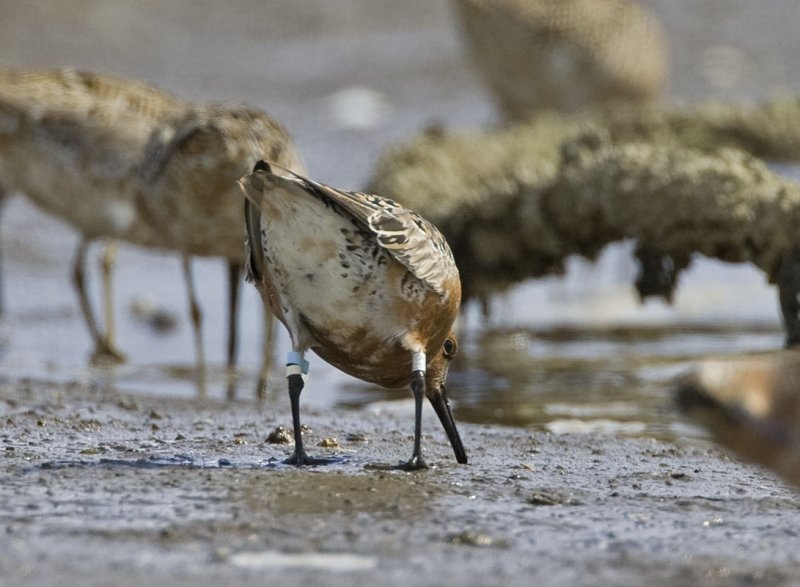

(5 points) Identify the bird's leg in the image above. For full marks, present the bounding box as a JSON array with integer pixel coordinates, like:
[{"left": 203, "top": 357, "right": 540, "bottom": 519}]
[
  {"left": 365, "top": 352, "right": 430, "bottom": 471},
  {"left": 72, "top": 238, "right": 123, "bottom": 364},
  {"left": 285, "top": 350, "right": 314, "bottom": 465},
  {"left": 634, "top": 244, "right": 678, "bottom": 304},
  {"left": 255, "top": 310, "right": 275, "bottom": 401},
  {"left": 403, "top": 351, "right": 429, "bottom": 470},
  {"left": 225, "top": 260, "right": 243, "bottom": 400},
  {"left": 96, "top": 241, "right": 126, "bottom": 363},
  {"left": 0, "top": 187, "right": 6, "bottom": 316},
  {"left": 100, "top": 242, "right": 117, "bottom": 349},
  {"left": 73, "top": 238, "right": 100, "bottom": 342},
  {"left": 181, "top": 255, "right": 207, "bottom": 397},
  {"left": 778, "top": 244, "right": 800, "bottom": 348}
]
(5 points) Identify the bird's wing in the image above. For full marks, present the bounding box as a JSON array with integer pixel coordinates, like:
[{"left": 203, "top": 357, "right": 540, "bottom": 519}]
[{"left": 239, "top": 161, "right": 459, "bottom": 298}]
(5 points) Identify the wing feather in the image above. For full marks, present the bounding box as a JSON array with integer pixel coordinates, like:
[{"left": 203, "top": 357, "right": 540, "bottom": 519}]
[{"left": 240, "top": 162, "right": 458, "bottom": 297}]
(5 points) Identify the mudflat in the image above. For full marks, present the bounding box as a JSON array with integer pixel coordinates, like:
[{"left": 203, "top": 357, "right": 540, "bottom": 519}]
[{"left": 2, "top": 379, "right": 799, "bottom": 587}]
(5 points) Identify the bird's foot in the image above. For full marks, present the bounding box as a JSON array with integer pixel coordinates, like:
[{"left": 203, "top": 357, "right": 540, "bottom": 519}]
[
  {"left": 284, "top": 450, "right": 340, "bottom": 467},
  {"left": 365, "top": 455, "right": 430, "bottom": 471},
  {"left": 225, "top": 371, "right": 238, "bottom": 401},
  {"left": 254, "top": 376, "right": 268, "bottom": 401},
  {"left": 398, "top": 454, "right": 429, "bottom": 471},
  {"left": 90, "top": 343, "right": 126, "bottom": 365}
]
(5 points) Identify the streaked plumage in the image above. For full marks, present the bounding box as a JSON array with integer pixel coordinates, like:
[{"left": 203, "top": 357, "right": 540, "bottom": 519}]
[
  {"left": 0, "top": 69, "right": 305, "bottom": 394},
  {"left": 137, "top": 101, "right": 306, "bottom": 396},
  {"left": 239, "top": 161, "right": 467, "bottom": 469},
  {"left": 454, "top": 0, "right": 666, "bottom": 120},
  {"left": 0, "top": 69, "right": 182, "bottom": 363}
]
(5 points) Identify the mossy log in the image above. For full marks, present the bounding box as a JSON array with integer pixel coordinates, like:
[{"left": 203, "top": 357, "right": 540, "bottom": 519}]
[{"left": 368, "top": 97, "right": 800, "bottom": 341}]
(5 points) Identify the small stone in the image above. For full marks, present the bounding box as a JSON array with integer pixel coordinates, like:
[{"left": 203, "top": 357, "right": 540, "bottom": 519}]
[
  {"left": 448, "top": 531, "right": 506, "bottom": 548},
  {"left": 211, "top": 547, "right": 232, "bottom": 563},
  {"left": 266, "top": 426, "right": 292, "bottom": 445},
  {"left": 346, "top": 432, "right": 368, "bottom": 443},
  {"left": 130, "top": 296, "right": 178, "bottom": 333},
  {"left": 318, "top": 437, "right": 340, "bottom": 449},
  {"left": 527, "top": 490, "right": 583, "bottom": 506}
]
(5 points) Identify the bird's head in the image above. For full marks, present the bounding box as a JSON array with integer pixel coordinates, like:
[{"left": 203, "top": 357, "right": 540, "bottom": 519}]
[{"left": 425, "top": 332, "right": 468, "bottom": 464}]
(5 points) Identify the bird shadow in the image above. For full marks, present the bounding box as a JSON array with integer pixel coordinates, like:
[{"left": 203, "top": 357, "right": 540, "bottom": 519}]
[{"left": 33, "top": 454, "right": 352, "bottom": 471}]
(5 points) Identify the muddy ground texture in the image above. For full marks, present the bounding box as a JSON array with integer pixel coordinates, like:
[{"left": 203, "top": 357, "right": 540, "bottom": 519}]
[{"left": 1, "top": 378, "right": 799, "bottom": 587}]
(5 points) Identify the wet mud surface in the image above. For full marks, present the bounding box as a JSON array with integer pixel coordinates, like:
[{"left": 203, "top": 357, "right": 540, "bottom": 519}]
[{"left": 2, "top": 379, "right": 800, "bottom": 587}]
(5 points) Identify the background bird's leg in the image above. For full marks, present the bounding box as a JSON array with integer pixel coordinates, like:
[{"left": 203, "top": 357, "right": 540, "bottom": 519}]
[
  {"left": 73, "top": 239, "right": 100, "bottom": 343},
  {"left": 181, "top": 255, "right": 207, "bottom": 396},
  {"left": 225, "top": 260, "right": 243, "bottom": 400},
  {"left": 73, "top": 238, "right": 123, "bottom": 364},
  {"left": 779, "top": 244, "right": 800, "bottom": 348},
  {"left": 98, "top": 241, "right": 125, "bottom": 363},
  {"left": 255, "top": 310, "right": 275, "bottom": 400},
  {"left": 0, "top": 187, "right": 6, "bottom": 316}
]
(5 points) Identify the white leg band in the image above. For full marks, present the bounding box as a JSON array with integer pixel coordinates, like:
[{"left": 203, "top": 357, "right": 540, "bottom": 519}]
[
  {"left": 286, "top": 350, "right": 310, "bottom": 376},
  {"left": 411, "top": 351, "right": 426, "bottom": 373},
  {"left": 286, "top": 363, "right": 305, "bottom": 377}
]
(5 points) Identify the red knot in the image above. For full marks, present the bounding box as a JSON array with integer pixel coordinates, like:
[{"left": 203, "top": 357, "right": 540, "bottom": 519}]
[{"left": 239, "top": 161, "right": 467, "bottom": 469}]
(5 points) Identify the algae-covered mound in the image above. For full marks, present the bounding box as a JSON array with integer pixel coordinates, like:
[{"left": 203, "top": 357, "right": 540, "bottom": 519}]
[{"left": 369, "top": 97, "right": 800, "bottom": 305}]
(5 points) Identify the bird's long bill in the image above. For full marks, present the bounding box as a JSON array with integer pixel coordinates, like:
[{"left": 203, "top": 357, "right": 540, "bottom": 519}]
[{"left": 429, "top": 386, "right": 468, "bottom": 464}]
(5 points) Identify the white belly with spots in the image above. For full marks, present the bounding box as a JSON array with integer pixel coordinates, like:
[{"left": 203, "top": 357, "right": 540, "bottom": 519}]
[{"left": 259, "top": 190, "right": 405, "bottom": 349}]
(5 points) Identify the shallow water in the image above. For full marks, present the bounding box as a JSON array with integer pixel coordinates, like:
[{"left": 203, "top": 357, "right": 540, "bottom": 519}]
[
  {"left": 1, "top": 192, "right": 786, "bottom": 444},
  {"left": 0, "top": 0, "right": 796, "bottom": 446}
]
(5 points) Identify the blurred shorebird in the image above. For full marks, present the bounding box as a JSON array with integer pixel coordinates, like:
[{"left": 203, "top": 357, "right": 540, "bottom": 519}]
[
  {"left": 139, "top": 102, "right": 306, "bottom": 396},
  {"left": 453, "top": 0, "right": 666, "bottom": 120},
  {"left": 676, "top": 354, "right": 800, "bottom": 489},
  {"left": 0, "top": 69, "right": 184, "bottom": 362},
  {"left": 239, "top": 161, "right": 467, "bottom": 469},
  {"left": 0, "top": 69, "right": 305, "bottom": 395}
]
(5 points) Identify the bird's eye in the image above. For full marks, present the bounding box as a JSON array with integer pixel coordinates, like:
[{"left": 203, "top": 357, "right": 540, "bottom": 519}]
[{"left": 443, "top": 337, "right": 457, "bottom": 358}]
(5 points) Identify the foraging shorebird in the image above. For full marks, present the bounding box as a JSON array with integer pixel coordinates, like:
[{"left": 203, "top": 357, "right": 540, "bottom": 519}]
[
  {"left": 239, "top": 161, "right": 467, "bottom": 469},
  {"left": 453, "top": 0, "right": 666, "bottom": 120},
  {"left": 676, "top": 354, "right": 800, "bottom": 489},
  {"left": 0, "top": 69, "right": 305, "bottom": 394},
  {"left": 139, "top": 102, "right": 306, "bottom": 395},
  {"left": 0, "top": 69, "right": 184, "bottom": 361}
]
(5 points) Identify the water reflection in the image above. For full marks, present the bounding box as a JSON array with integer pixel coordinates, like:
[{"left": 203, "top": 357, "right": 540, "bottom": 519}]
[
  {"left": 1, "top": 197, "right": 785, "bottom": 446},
  {"left": 341, "top": 322, "right": 783, "bottom": 443},
  {"left": 465, "top": 323, "right": 784, "bottom": 440}
]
